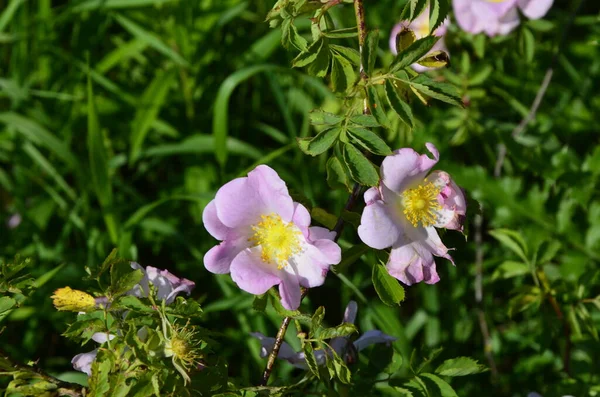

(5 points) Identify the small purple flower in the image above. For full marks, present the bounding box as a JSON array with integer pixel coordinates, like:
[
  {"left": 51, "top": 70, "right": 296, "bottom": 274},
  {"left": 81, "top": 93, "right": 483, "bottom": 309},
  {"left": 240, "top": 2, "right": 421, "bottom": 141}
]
[
  {"left": 252, "top": 301, "right": 396, "bottom": 369},
  {"left": 71, "top": 333, "right": 115, "bottom": 376},
  {"left": 389, "top": 7, "right": 450, "bottom": 73},
  {"left": 453, "top": 0, "right": 553, "bottom": 37},
  {"left": 357, "top": 143, "right": 466, "bottom": 285},
  {"left": 203, "top": 165, "right": 341, "bottom": 310},
  {"left": 128, "top": 263, "right": 195, "bottom": 305}
]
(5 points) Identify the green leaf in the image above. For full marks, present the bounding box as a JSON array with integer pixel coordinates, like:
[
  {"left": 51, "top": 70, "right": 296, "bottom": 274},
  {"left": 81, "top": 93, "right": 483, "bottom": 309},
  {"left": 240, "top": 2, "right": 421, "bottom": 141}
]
[
  {"left": 307, "top": 38, "right": 331, "bottom": 77},
  {"left": 366, "top": 85, "right": 391, "bottom": 129},
  {"left": 488, "top": 229, "right": 529, "bottom": 263},
  {"left": 113, "top": 295, "right": 153, "bottom": 312},
  {"left": 292, "top": 38, "right": 323, "bottom": 68},
  {"left": 491, "top": 261, "right": 530, "bottom": 280},
  {"left": 311, "top": 306, "right": 326, "bottom": 331},
  {"left": 395, "top": 28, "right": 416, "bottom": 53},
  {"left": 113, "top": 13, "right": 188, "bottom": 67},
  {"left": 342, "top": 144, "right": 379, "bottom": 186},
  {"left": 0, "top": 296, "right": 16, "bottom": 320},
  {"left": 429, "top": 0, "right": 450, "bottom": 34},
  {"left": 110, "top": 261, "right": 144, "bottom": 297},
  {"left": 520, "top": 27, "right": 535, "bottom": 63},
  {"left": 331, "top": 53, "right": 356, "bottom": 93},
  {"left": 420, "top": 373, "right": 458, "bottom": 397},
  {"left": 129, "top": 69, "right": 176, "bottom": 164},
  {"left": 89, "top": 350, "right": 114, "bottom": 397},
  {"left": 323, "top": 27, "right": 358, "bottom": 38},
  {"left": 329, "top": 347, "right": 352, "bottom": 384},
  {"left": 435, "top": 357, "right": 487, "bottom": 377},
  {"left": 87, "top": 78, "right": 118, "bottom": 244},
  {"left": 330, "top": 44, "right": 360, "bottom": 66},
  {"left": 416, "top": 50, "right": 449, "bottom": 68},
  {"left": 347, "top": 126, "right": 392, "bottom": 155},
  {"left": 405, "top": 75, "right": 463, "bottom": 107},
  {"left": 303, "top": 342, "right": 321, "bottom": 378},
  {"left": 326, "top": 156, "right": 351, "bottom": 191},
  {"left": 310, "top": 110, "right": 344, "bottom": 126},
  {"left": 349, "top": 114, "right": 380, "bottom": 128},
  {"left": 362, "top": 29, "right": 379, "bottom": 75},
  {"left": 391, "top": 36, "right": 439, "bottom": 72},
  {"left": 372, "top": 263, "right": 405, "bottom": 306},
  {"left": 311, "top": 207, "right": 338, "bottom": 230},
  {"left": 297, "top": 127, "right": 340, "bottom": 156},
  {"left": 385, "top": 80, "right": 414, "bottom": 128},
  {"left": 318, "top": 323, "right": 358, "bottom": 340}
]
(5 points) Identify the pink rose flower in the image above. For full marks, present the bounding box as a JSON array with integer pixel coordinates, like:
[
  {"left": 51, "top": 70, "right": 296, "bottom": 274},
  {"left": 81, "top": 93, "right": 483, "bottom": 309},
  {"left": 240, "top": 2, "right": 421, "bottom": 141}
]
[
  {"left": 203, "top": 165, "right": 341, "bottom": 310},
  {"left": 453, "top": 0, "right": 553, "bottom": 36},
  {"left": 357, "top": 143, "right": 466, "bottom": 285},
  {"left": 389, "top": 7, "right": 450, "bottom": 73}
]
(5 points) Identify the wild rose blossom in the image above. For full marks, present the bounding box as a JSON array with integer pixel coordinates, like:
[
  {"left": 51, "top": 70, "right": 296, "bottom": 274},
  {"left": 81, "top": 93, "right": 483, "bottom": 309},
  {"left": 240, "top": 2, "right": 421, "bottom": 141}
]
[
  {"left": 202, "top": 165, "right": 341, "bottom": 310},
  {"left": 358, "top": 143, "right": 466, "bottom": 285},
  {"left": 72, "top": 264, "right": 193, "bottom": 375},
  {"left": 251, "top": 301, "right": 396, "bottom": 368},
  {"left": 453, "top": 0, "right": 553, "bottom": 36},
  {"left": 389, "top": 7, "right": 449, "bottom": 73}
]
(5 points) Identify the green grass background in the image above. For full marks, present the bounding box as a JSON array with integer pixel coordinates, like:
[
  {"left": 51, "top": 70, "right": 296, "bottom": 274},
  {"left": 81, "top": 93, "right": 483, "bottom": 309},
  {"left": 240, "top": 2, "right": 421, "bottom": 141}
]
[{"left": 0, "top": 0, "right": 599, "bottom": 395}]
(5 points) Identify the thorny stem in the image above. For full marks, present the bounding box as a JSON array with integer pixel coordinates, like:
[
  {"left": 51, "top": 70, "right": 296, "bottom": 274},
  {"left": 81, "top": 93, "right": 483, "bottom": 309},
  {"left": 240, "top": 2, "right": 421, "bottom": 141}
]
[{"left": 260, "top": 0, "right": 369, "bottom": 386}]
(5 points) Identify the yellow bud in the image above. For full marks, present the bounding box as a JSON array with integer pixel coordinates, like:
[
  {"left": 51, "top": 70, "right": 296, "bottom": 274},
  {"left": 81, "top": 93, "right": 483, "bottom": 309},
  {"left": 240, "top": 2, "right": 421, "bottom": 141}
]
[{"left": 51, "top": 287, "right": 96, "bottom": 312}]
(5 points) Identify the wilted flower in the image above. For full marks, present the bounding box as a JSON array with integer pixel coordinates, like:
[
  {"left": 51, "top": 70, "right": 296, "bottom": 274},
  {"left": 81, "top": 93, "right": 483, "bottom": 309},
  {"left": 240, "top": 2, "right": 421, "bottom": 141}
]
[
  {"left": 203, "top": 165, "right": 341, "bottom": 310},
  {"left": 128, "top": 262, "right": 195, "bottom": 305},
  {"left": 51, "top": 287, "right": 100, "bottom": 312},
  {"left": 358, "top": 143, "right": 466, "bottom": 285},
  {"left": 389, "top": 7, "right": 450, "bottom": 72},
  {"left": 251, "top": 301, "right": 396, "bottom": 369},
  {"left": 453, "top": 0, "right": 553, "bottom": 36},
  {"left": 161, "top": 319, "right": 203, "bottom": 385}
]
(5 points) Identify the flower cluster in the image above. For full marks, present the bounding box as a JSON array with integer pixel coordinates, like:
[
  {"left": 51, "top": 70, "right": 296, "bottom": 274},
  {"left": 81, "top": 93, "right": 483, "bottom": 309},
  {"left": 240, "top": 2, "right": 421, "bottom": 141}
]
[
  {"left": 71, "top": 263, "right": 195, "bottom": 376},
  {"left": 251, "top": 301, "right": 396, "bottom": 368}
]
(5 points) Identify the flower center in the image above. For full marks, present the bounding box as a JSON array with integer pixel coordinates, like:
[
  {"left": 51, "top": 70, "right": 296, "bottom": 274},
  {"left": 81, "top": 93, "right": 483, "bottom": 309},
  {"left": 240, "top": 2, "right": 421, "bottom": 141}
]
[
  {"left": 250, "top": 213, "right": 302, "bottom": 269},
  {"left": 401, "top": 180, "right": 441, "bottom": 228}
]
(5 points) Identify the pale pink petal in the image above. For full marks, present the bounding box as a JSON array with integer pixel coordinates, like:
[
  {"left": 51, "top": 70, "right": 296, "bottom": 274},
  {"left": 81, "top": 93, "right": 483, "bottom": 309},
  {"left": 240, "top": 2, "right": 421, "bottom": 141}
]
[
  {"left": 91, "top": 332, "right": 116, "bottom": 344},
  {"left": 453, "top": 0, "right": 484, "bottom": 34},
  {"left": 292, "top": 202, "right": 311, "bottom": 228},
  {"left": 311, "top": 239, "right": 342, "bottom": 265},
  {"left": 72, "top": 350, "right": 98, "bottom": 376},
  {"left": 250, "top": 332, "right": 298, "bottom": 360},
  {"left": 364, "top": 187, "right": 381, "bottom": 205},
  {"left": 518, "top": 0, "right": 552, "bottom": 19},
  {"left": 203, "top": 232, "right": 251, "bottom": 274},
  {"left": 202, "top": 200, "right": 229, "bottom": 240},
  {"left": 291, "top": 246, "right": 329, "bottom": 289},
  {"left": 214, "top": 165, "right": 293, "bottom": 228},
  {"left": 406, "top": 225, "right": 453, "bottom": 263},
  {"left": 495, "top": 7, "right": 520, "bottom": 36},
  {"left": 279, "top": 271, "right": 302, "bottom": 310},
  {"left": 343, "top": 301, "right": 358, "bottom": 324},
  {"left": 230, "top": 247, "right": 281, "bottom": 295},
  {"left": 389, "top": 22, "right": 404, "bottom": 55},
  {"left": 358, "top": 201, "right": 401, "bottom": 250},
  {"left": 127, "top": 262, "right": 149, "bottom": 298},
  {"left": 308, "top": 226, "right": 336, "bottom": 241},
  {"left": 387, "top": 242, "right": 433, "bottom": 285},
  {"left": 353, "top": 330, "right": 397, "bottom": 351},
  {"left": 381, "top": 143, "right": 439, "bottom": 194}
]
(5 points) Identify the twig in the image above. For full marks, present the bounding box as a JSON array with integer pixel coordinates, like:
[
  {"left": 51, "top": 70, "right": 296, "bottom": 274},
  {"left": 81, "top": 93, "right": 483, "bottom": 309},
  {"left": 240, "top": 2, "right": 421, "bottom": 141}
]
[
  {"left": 0, "top": 347, "right": 84, "bottom": 395},
  {"left": 473, "top": 212, "right": 499, "bottom": 381},
  {"left": 259, "top": 0, "right": 369, "bottom": 386},
  {"left": 494, "top": 0, "right": 586, "bottom": 178}
]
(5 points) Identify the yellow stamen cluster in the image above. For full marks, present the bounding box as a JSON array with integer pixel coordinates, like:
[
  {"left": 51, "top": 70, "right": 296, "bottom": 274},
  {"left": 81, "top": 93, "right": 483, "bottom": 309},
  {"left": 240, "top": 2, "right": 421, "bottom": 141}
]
[
  {"left": 164, "top": 323, "right": 203, "bottom": 385},
  {"left": 51, "top": 287, "right": 96, "bottom": 312},
  {"left": 250, "top": 213, "right": 302, "bottom": 269},
  {"left": 401, "top": 181, "right": 442, "bottom": 228}
]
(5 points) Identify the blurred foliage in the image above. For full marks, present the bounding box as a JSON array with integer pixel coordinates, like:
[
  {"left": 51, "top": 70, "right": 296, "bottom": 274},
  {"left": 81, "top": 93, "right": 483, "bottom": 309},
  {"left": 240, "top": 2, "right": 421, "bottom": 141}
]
[{"left": 0, "top": 0, "right": 599, "bottom": 396}]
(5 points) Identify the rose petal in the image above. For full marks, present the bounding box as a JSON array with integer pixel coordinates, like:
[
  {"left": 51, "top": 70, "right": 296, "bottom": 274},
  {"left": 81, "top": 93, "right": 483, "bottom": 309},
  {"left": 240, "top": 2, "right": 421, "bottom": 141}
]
[
  {"left": 381, "top": 143, "right": 439, "bottom": 194},
  {"left": 518, "top": 0, "right": 553, "bottom": 19},
  {"left": 290, "top": 246, "right": 329, "bottom": 289},
  {"left": 358, "top": 200, "right": 401, "bottom": 250},
  {"left": 387, "top": 241, "right": 435, "bottom": 285},
  {"left": 203, "top": 231, "right": 252, "bottom": 274},
  {"left": 292, "top": 202, "right": 311, "bottom": 228},
  {"left": 72, "top": 350, "right": 98, "bottom": 376},
  {"left": 343, "top": 301, "right": 358, "bottom": 324},
  {"left": 202, "top": 200, "right": 229, "bottom": 240},
  {"left": 214, "top": 165, "right": 293, "bottom": 228},
  {"left": 364, "top": 187, "right": 382, "bottom": 205},
  {"left": 353, "top": 330, "right": 397, "bottom": 351},
  {"left": 311, "top": 238, "right": 342, "bottom": 265},
  {"left": 91, "top": 332, "right": 116, "bottom": 344},
  {"left": 230, "top": 247, "right": 281, "bottom": 295},
  {"left": 494, "top": 6, "right": 520, "bottom": 36},
  {"left": 430, "top": 170, "right": 467, "bottom": 231},
  {"left": 308, "top": 226, "right": 336, "bottom": 242},
  {"left": 279, "top": 270, "right": 302, "bottom": 310}
]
